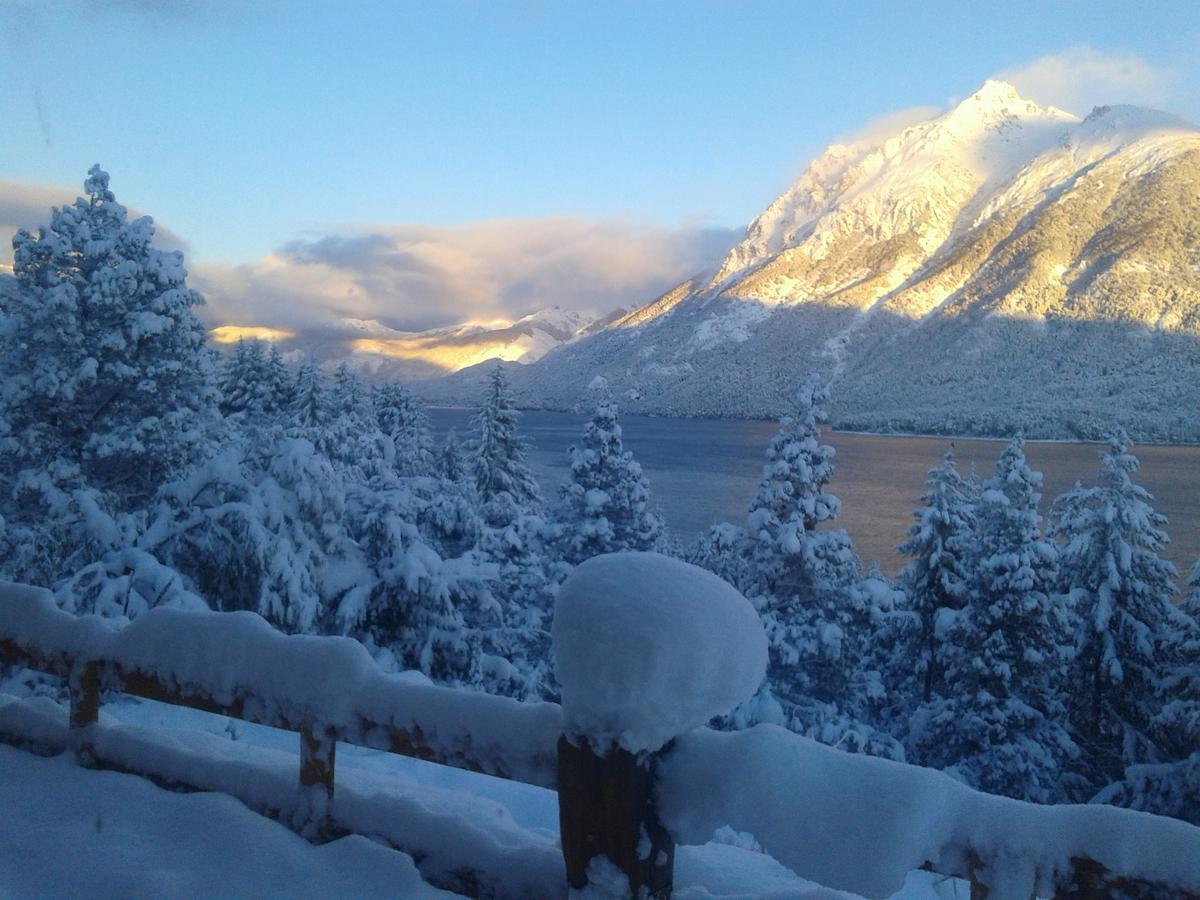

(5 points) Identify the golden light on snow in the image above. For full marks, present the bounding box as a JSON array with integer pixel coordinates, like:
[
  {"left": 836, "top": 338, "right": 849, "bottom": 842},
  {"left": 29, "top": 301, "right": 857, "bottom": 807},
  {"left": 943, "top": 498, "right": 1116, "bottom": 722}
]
[
  {"left": 210, "top": 325, "right": 296, "bottom": 344},
  {"left": 350, "top": 337, "right": 528, "bottom": 372}
]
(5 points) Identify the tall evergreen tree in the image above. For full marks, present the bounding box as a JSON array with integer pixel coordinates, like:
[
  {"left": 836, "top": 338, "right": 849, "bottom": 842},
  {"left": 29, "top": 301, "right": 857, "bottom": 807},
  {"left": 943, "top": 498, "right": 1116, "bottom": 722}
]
[
  {"left": 733, "top": 377, "right": 902, "bottom": 759},
  {"left": 440, "top": 428, "right": 468, "bottom": 482},
  {"left": 556, "top": 394, "right": 665, "bottom": 564},
  {"left": 324, "top": 362, "right": 385, "bottom": 472},
  {"left": 471, "top": 366, "right": 542, "bottom": 511},
  {"left": 291, "top": 361, "right": 327, "bottom": 431},
  {"left": 219, "top": 339, "right": 268, "bottom": 416},
  {"left": 374, "top": 382, "right": 436, "bottom": 477},
  {"left": 897, "top": 448, "right": 977, "bottom": 704},
  {"left": 1051, "top": 431, "right": 1185, "bottom": 794},
  {"left": 745, "top": 375, "right": 840, "bottom": 596},
  {"left": 914, "top": 436, "right": 1074, "bottom": 801},
  {"left": 0, "top": 165, "right": 215, "bottom": 508},
  {"left": 263, "top": 343, "right": 293, "bottom": 413}
]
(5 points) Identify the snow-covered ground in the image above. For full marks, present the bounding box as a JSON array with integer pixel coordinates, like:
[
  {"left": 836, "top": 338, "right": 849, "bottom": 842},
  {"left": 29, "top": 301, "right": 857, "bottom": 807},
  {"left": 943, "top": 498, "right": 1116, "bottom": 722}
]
[{"left": 0, "top": 742, "right": 452, "bottom": 899}]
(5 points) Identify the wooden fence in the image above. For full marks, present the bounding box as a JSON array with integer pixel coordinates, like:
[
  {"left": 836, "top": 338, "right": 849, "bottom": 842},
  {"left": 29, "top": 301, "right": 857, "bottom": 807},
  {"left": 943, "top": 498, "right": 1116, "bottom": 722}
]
[{"left": 0, "top": 588, "right": 1196, "bottom": 899}]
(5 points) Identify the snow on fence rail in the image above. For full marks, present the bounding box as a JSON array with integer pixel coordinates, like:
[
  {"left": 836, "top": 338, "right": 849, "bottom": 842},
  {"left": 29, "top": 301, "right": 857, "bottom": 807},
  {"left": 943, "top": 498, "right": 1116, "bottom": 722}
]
[
  {"left": 0, "top": 582, "right": 561, "bottom": 788},
  {"left": 3, "top": 559, "right": 1200, "bottom": 900}
]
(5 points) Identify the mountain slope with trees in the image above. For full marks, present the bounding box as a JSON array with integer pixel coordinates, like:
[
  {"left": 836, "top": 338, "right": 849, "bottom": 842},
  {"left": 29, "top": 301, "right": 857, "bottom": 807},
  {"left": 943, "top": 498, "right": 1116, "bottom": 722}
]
[{"left": 416, "top": 82, "right": 1200, "bottom": 441}]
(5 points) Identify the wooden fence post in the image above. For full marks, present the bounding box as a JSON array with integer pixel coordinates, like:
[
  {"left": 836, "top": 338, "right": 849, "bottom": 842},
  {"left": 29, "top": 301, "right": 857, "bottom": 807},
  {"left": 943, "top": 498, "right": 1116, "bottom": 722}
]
[
  {"left": 299, "top": 725, "right": 336, "bottom": 838},
  {"left": 68, "top": 660, "right": 101, "bottom": 765},
  {"left": 1054, "top": 857, "right": 1116, "bottom": 899},
  {"left": 557, "top": 735, "right": 674, "bottom": 898}
]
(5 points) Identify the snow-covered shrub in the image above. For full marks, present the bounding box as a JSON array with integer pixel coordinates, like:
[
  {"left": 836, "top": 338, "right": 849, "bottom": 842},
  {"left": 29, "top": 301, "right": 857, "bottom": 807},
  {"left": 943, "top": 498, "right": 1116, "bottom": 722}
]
[
  {"left": 150, "top": 439, "right": 353, "bottom": 633},
  {"left": 684, "top": 522, "right": 754, "bottom": 595},
  {"left": 339, "top": 481, "right": 493, "bottom": 687}
]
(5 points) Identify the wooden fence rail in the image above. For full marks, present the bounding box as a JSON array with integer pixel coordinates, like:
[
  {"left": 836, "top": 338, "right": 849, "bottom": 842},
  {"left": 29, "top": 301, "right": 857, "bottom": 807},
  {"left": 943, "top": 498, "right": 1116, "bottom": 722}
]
[{"left": 1, "top": 585, "right": 1197, "bottom": 899}]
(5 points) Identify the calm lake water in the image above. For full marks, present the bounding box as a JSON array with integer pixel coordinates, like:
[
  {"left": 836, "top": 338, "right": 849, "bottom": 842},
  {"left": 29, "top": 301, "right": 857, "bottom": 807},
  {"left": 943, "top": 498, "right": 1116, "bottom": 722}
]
[{"left": 429, "top": 408, "right": 1200, "bottom": 579}]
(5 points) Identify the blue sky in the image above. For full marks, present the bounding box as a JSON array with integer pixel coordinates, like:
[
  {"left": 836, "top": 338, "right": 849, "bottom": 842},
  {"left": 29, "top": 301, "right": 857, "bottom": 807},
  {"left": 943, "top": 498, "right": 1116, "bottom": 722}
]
[{"left": 2, "top": 0, "right": 1198, "bottom": 330}]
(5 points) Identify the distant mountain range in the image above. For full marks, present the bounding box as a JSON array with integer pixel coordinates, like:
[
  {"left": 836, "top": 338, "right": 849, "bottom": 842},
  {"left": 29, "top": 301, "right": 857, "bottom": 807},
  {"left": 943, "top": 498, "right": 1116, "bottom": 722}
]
[
  {"left": 414, "top": 80, "right": 1200, "bottom": 440},
  {"left": 209, "top": 306, "right": 628, "bottom": 379}
]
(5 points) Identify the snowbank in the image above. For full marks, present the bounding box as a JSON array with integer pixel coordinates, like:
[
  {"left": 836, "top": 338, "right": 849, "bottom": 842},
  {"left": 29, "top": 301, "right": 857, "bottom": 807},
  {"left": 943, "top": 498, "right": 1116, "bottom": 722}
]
[
  {"left": 553, "top": 552, "right": 767, "bottom": 753},
  {"left": 0, "top": 582, "right": 561, "bottom": 786},
  {"left": 659, "top": 724, "right": 1200, "bottom": 898}
]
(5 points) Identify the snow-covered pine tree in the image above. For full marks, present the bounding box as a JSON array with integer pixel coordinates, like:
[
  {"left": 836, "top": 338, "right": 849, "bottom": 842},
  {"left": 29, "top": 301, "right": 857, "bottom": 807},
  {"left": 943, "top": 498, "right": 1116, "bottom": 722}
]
[
  {"left": 471, "top": 366, "right": 542, "bottom": 511},
  {"left": 374, "top": 382, "right": 436, "bottom": 477},
  {"left": 556, "top": 394, "right": 665, "bottom": 564},
  {"left": 291, "top": 361, "right": 327, "bottom": 431},
  {"left": 1, "top": 165, "right": 216, "bottom": 509},
  {"left": 465, "top": 368, "right": 560, "bottom": 696},
  {"left": 264, "top": 343, "right": 293, "bottom": 413},
  {"left": 329, "top": 362, "right": 374, "bottom": 429},
  {"left": 734, "top": 377, "right": 902, "bottom": 760},
  {"left": 896, "top": 448, "right": 977, "bottom": 705},
  {"left": 745, "top": 376, "right": 840, "bottom": 596},
  {"left": 440, "top": 428, "right": 468, "bottom": 482},
  {"left": 149, "top": 437, "right": 356, "bottom": 634},
  {"left": 1051, "top": 431, "right": 1186, "bottom": 796},
  {"left": 219, "top": 339, "right": 269, "bottom": 416},
  {"left": 1095, "top": 588, "right": 1200, "bottom": 826},
  {"left": 913, "top": 436, "right": 1074, "bottom": 802},
  {"left": 337, "top": 482, "right": 490, "bottom": 687},
  {"left": 324, "top": 362, "right": 387, "bottom": 473}
]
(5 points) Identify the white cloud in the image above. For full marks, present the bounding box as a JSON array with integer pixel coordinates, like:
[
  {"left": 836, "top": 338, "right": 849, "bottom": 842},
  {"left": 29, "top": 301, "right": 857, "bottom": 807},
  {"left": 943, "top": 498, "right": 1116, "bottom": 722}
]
[
  {"left": 0, "top": 177, "right": 189, "bottom": 266},
  {"left": 836, "top": 105, "right": 944, "bottom": 147},
  {"left": 192, "top": 217, "right": 738, "bottom": 334},
  {"left": 2, "top": 174, "right": 736, "bottom": 335},
  {"left": 995, "top": 46, "right": 1173, "bottom": 116}
]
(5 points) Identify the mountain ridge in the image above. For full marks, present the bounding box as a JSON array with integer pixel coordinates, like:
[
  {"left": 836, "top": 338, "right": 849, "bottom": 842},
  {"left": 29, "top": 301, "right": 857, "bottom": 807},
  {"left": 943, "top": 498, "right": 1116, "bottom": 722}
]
[{"left": 414, "top": 81, "right": 1200, "bottom": 441}]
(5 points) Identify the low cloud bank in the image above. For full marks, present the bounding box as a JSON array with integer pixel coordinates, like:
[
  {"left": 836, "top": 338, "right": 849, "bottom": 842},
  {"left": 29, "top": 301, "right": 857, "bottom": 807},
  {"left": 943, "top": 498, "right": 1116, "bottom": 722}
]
[{"left": 193, "top": 218, "right": 739, "bottom": 333}]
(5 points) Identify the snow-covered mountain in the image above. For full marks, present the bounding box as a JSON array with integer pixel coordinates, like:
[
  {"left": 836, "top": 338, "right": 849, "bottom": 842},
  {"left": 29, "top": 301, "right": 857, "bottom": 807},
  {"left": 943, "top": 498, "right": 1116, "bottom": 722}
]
[
  {"left": 210, "top": 306, "right": 617, "bottom": 380},
  {"left": 418, "top": 81, "right": 1200, "bottom": 440},
  {"left": 342, "top": 307, "right": 604, "bottom": 379}
]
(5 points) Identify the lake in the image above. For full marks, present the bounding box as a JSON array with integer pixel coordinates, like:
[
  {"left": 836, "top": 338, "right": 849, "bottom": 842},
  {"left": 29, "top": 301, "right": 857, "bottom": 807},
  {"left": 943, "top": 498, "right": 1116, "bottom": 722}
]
[{"left": 428, "top": 408, "right": 1200, "bottom": 580}]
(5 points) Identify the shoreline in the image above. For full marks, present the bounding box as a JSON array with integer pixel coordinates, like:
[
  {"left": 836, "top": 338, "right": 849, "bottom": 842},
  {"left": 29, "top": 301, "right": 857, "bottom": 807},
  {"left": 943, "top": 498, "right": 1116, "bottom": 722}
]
[{"left": 428, "top": 405, "right": 1200, "bottom": 450}]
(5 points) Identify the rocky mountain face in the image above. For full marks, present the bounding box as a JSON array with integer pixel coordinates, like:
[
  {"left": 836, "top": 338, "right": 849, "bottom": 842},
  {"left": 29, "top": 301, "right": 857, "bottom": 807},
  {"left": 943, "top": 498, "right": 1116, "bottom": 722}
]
[{"left": 418, "top": 81, "right": 1200, "bottom": 440}]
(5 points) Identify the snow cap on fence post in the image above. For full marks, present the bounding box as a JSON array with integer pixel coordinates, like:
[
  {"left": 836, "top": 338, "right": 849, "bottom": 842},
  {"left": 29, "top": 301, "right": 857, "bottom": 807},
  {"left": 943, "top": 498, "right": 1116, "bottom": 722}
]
[
  {"left": 553, "top": 552, "right": 767, "bottom": 896},
  {"left": 553, "top": 551, "right": 767, "bottom": 754}
]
